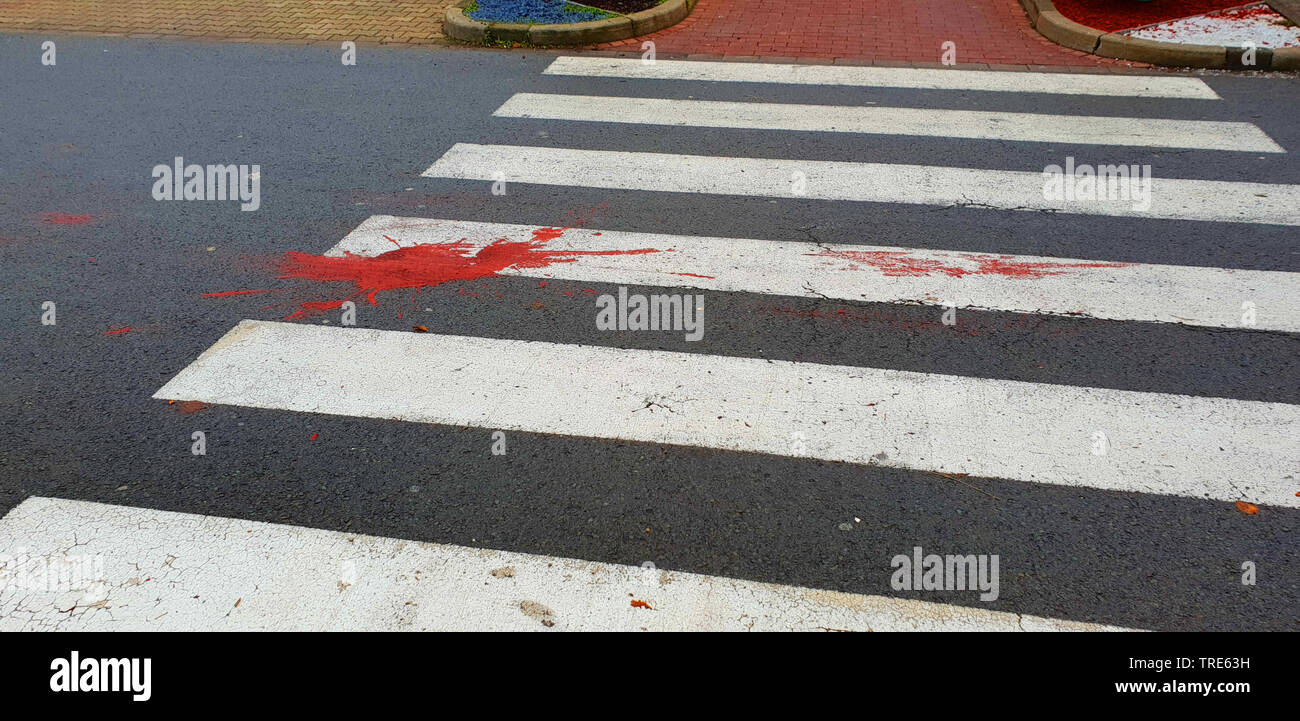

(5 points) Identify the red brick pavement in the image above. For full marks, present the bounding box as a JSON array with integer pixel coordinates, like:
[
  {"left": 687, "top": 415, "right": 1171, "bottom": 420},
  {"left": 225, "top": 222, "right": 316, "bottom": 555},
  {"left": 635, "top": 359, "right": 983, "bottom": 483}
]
[{"left": 597, "top": 0, "right": 1140, "bottom": 68}]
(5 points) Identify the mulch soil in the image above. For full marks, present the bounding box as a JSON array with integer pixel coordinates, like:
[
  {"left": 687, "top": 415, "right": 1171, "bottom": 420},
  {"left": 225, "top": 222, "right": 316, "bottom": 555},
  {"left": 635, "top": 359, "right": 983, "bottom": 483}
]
[
  {"left": 577, "top": 0, "right": 662, "bottom": 13},
  {"left": 1052, "top": 0, "right": 1251, "bottom": 32}
]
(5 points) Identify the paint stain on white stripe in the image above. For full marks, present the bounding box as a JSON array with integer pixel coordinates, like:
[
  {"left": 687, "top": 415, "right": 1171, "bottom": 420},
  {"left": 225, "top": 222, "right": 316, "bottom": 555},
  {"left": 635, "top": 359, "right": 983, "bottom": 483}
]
[{"left": 329, "top": 216, "right": 1300, "bottom": 332}]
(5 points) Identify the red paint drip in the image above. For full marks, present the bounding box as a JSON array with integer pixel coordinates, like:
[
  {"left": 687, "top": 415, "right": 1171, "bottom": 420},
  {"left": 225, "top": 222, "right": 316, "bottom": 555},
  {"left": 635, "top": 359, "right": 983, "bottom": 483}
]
[
  {"left": 102, "top": 326, "right": 132, "bottom": 335},
  {"left": 203, "top": 289, "right": 277, "bottom": 298},
  {"left": 42, "top": 212, "right": 94, "bottom": 225},
  {"left": 310, "top": 433, "right": 318, "bottom": 441},
  {"left": 673, "top": 272, "right": 716, "bottom": 280},
  {"left": 270, "top": 227, "right": 659, "bottom": 320},
  {"left": 808, "top": 249, "right": 1131, "bottom": 280}
]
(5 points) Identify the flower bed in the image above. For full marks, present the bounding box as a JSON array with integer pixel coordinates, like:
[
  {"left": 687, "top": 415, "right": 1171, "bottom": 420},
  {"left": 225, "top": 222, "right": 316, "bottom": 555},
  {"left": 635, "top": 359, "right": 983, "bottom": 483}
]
[
  {"left": 1052, "top": 0, "right": 1246, "bottom": 32},
  {"left": 1127, "top": 4, "right": 1300, "bottom": 47},
  {"left": 466, "top": 0, "right": 614, "bottom": 24}
]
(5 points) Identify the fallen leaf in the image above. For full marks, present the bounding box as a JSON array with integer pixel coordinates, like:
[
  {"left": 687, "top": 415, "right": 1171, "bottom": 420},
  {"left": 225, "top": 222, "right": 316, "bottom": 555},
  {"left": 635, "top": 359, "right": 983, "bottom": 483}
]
[
  {"left": 412, "top": 325, "right": 428, "bottom": 333},
  {"left": 631, "top": 599, "right": 653, "bottom": 610},
  {"left": 1235, "top": 501, "right": 1259, "bottom": 515}
]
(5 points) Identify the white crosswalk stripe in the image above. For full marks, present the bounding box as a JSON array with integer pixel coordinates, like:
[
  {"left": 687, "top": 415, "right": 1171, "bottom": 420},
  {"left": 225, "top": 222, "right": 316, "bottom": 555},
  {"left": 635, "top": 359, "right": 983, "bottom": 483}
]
[
  {"left": 337, "top": 215, "right": 1300, "bottom": 332},
  {"left": 0, "top": 497, "right": 1136, "bottom": 631},
  {"left": 423, "top": 143, "right": 1300, "bottom": 226},
  {"left": 37, "top": 59, "right": 1289, "bottom": 632},
  {"left": 542, "top": 56, "right": 1222, "bottom": 99},
  {"left": 495, "top": 92, "right": 1283, "bottom": 152},
  {"left": 154, "top": 321, "right": 1300, "bottom": 509}
]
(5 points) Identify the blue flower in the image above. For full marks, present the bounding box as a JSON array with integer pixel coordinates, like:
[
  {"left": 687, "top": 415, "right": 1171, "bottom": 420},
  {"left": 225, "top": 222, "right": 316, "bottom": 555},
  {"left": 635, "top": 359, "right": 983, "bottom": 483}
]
[{"left": 468, "top": 0, "right": 609, "bottom": 24}]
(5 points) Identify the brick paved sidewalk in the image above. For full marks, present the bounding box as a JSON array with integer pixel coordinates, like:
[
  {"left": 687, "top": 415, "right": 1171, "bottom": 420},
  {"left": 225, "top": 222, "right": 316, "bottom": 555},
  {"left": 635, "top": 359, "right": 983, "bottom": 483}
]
[
  {"left": 0, "top": 0, "right": 454, "bottom": 44},
  {"left": 0, "top": 0, "right": 1140, "bottom": 68},
  {"left": 597, "top": 0, "right": 1131, "bottom": 68}
]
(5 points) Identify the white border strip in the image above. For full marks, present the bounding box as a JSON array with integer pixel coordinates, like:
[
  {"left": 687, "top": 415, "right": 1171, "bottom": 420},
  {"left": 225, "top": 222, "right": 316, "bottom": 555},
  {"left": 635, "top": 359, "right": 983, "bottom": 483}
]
[
  {"left": 336, "top": 216, "right": 1300, "bottom": 331},
  {"left": 542, "top": 56, "right": 1221, "bottom": 99},
  {"left": 0, "top": 497, "right": 1137, "bottom": 631},
  {"left": 496, "top": 92, "right": 1282, "bottom": 152},
  {"left": 154, "top": 322, "right": 1300, "bottom": 508},
  {"left": 422, "top": 143, "right": 1300, "bottom": 226}
]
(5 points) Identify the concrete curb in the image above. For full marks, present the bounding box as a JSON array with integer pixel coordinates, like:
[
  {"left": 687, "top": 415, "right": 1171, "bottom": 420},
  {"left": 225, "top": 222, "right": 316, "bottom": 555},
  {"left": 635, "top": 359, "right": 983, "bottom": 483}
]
[
  {"left": 1019, "top": 0, "right": 1298, "bottom": 70},
  {"left": 445, "top": 0, "right": 694, "bottom": 47},
  {"left": 1034, "top": 9, "right": 1103, "bottom": 54}
]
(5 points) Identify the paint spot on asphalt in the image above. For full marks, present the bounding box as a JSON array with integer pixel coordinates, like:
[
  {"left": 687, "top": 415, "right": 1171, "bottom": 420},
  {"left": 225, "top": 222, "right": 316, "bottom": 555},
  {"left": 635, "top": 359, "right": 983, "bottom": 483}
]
[
  {"left": 102, "top": 326, "right": 132, "bottom": 335},
  {"left": 808, "top": 248, "right": 1131, "bottom": 280},
  {"left": 202, "top": 289, "right": 277, "bottom": 298},
  {"left": 211, "top": 226, "right": 660, "bottom": 320},
  {"left": 42, "top": 212, "right": 94, "bottom": 225}
]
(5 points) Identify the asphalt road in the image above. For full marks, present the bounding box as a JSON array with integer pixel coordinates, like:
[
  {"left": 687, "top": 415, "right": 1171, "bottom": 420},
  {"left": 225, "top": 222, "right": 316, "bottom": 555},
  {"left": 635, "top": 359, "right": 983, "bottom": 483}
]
[{"left": 1, "top": 34, "right": 1297, "bottom": 630}]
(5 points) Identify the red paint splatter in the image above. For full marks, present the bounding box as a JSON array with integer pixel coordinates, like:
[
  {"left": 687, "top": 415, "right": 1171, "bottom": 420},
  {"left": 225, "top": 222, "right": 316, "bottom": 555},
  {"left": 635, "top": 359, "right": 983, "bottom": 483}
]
[
  {"left": 808, "top": 249, "right": 1131, "bottom": 280},
  {"left": 42, "top": 212, "right": 94, "bottom": 225},
  {"left": 582, "top": 288, "right": 597, "bottom": 294},
  {"left": 762, "top": 304, "right": 1087, "bottom": 338},
  {"left": 559, "top": 201, "right": 610, "bottom": 228},
  {"left": 102, "top": 326, "right": 132, "bottom": 335},
  {"left": 530, "top": 227, "right": 567, "bottom": 243},
  {"left": 764, "top": 305, "right": 973, "bottom": 334},
  {"left": 630, "top": 600, "right": 654, "bottom": 610},
  {"left": 309, "top": 433, "right": 318, "bottom": 441},
  {"left": 202, "top": 289, "right": 277, "bottom": 298},
  {"left": 673, "top": 272, "right": 716, "bottom": 280},
  {"left": 175, "top": 401, "right": 207, "bottom": 414},
  {"left": 537, "top": 281, "right": 548, "bottom": 287},
  {"left": 264, "top": 227, "right": 658, "bottom": 320}
]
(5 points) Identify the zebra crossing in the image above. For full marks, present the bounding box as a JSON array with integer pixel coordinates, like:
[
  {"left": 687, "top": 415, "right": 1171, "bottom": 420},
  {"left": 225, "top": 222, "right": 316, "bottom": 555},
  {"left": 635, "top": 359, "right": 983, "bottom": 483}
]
[{"left": 6, "top": 57, "right": 1297, "bottom": 631}]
